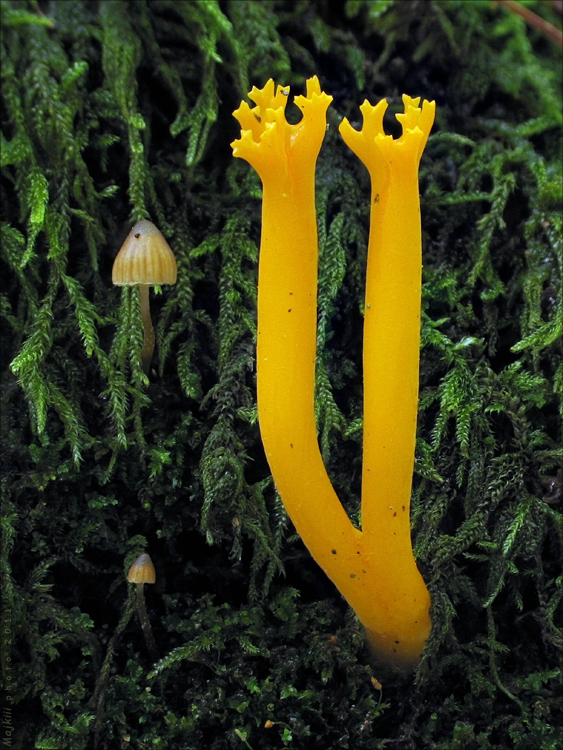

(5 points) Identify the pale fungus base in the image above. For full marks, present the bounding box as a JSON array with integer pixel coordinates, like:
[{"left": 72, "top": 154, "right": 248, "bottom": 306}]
[{"left": 232, "top": 79, "right": 435, "bottom": 669}]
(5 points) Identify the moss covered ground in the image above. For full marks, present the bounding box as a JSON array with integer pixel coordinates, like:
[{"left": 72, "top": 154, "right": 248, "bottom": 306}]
[{"left": 1, "top": 1, "right": 562, "bottom": 748}]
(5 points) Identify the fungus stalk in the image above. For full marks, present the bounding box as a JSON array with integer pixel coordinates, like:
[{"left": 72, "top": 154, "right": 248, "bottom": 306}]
[
  {"left": 232, "top": 79, "right": 435, "bottom": 669},
  {"left": 138, "top": 284, "right": 154, "bottom": 375},
  {"left": 340, "top": 95, "right": 436, "bottom": 662},
  {"left": 232, "top": 77, "right": 362, "bottom": 589},
  {"left": 133, "top": 581, "right": 157, "bottom": 661}
]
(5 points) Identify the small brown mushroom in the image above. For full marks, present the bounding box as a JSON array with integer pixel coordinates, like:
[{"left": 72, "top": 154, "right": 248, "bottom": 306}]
[
  {"left": 112, "top": 221, "right": 177, "bottom": 375},
  {"left": 127, "top": 553, "right": 158, "bottom": 661}
]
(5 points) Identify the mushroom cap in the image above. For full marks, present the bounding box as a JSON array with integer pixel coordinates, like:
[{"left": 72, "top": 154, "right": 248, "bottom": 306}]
[
  {"left": 112, "top": 220, "right": 177, "bottom": 286},
  {"left": 127, "top": 553, "right": 156, "bottom": 584}
]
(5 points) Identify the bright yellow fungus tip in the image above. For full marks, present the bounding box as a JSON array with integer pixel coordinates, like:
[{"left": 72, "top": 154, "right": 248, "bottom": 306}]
[
  {"left": 232, "top": 83, "right": 435, "bottom": 670},
  {"left": 340, "top": 96, "right": 436, "bottom": 179},
  {"left": 231, "top": 76, "right": 332, "bottom": 181}
]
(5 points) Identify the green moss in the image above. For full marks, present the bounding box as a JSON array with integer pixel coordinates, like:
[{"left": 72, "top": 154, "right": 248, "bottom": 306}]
[{"left": 1, "top": 1, "right": 561, "bottom": 748}]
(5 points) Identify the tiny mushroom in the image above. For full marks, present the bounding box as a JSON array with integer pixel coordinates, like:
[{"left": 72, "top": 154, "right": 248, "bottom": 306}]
[
  {"left": 112, "top": 220, "right": 177, "bottom": 375},
  {"left": 127, "top": 553, "right": 158, "bottom": 661}
]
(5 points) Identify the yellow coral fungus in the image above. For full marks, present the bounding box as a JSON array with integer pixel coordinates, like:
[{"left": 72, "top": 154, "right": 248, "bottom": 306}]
[{"left": 232, "top": 78, "right": 435, "bottom": 669}]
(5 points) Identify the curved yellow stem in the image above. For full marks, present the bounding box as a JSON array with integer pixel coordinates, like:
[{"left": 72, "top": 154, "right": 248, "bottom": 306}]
[
  {"left": 340, "top": 95, "right": 435, "bottom": 665},
  {"left": 232, "top": 77, "right": 363, "bottom": 579}
]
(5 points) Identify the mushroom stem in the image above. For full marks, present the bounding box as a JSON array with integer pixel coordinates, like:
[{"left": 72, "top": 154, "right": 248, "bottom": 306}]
[
  {"left": 135, "top": 583, "right": 158, "bottom": 662},
  {"left": 139, "top": 284, "right": 154, "bottom": 375}
]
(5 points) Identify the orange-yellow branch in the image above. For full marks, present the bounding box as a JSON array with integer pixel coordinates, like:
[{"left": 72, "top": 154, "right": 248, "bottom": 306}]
[
  {"left": 340, "top": 95, "right": 435, "bottom": 664},
  {"left": 232, "top": 79, "right": 435, "bottom": 669},
  {"left": 232, "top": 77, "right": 363, "bottom": 584}
]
